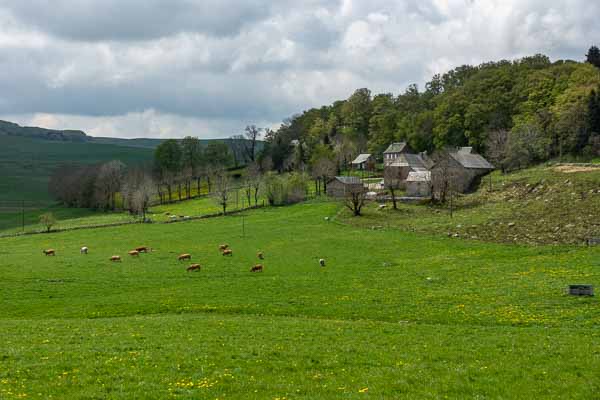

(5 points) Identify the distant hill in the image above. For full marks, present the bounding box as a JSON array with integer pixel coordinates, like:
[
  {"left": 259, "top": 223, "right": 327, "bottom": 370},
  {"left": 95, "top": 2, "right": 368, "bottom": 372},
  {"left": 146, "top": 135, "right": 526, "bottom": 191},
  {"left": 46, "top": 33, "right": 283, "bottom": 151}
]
[{"left": 0, "top": 120, "right": 88, "bottom": 142}]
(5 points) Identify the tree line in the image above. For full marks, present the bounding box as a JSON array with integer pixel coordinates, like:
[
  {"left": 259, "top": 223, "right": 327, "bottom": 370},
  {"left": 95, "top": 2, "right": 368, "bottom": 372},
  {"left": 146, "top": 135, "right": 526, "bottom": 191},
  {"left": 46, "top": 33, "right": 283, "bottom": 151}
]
[{"left": 259, "top": 47, "right": 600, "bottom": 176}]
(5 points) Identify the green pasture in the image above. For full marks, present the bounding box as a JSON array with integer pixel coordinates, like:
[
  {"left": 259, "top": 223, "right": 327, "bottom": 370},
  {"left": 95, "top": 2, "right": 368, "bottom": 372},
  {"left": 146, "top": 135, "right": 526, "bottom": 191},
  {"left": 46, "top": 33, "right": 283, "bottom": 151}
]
[{"left": 0, "top": 201, "right": 599, "bottom": 398}]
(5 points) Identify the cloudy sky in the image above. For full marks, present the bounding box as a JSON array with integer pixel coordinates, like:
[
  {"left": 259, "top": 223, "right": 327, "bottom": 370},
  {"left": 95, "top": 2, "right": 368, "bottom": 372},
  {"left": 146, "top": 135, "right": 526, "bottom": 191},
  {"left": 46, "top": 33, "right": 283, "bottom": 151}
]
[{"left": 0, "top": 0, "right": 597, "bottom": 139}]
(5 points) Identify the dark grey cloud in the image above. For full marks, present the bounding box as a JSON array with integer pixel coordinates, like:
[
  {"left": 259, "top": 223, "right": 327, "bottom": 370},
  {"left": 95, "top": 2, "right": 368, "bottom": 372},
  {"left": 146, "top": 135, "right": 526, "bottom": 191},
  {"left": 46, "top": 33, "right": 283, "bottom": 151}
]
[{"left": 0, "top": 0, "right": 273, "bottom": 41}]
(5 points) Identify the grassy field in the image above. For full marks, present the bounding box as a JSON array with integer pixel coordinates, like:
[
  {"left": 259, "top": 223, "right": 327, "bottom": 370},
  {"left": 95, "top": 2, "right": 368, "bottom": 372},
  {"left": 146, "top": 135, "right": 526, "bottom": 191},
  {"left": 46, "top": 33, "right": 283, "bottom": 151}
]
[{"left": 1, "top": 200, "right": 599, "bottom": 398}]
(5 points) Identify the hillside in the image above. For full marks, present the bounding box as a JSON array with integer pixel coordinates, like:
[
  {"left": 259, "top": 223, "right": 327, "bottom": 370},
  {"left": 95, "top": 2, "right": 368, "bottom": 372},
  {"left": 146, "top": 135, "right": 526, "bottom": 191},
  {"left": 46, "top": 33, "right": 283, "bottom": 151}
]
[{"left": 0, "top": 134, "right": 154, "bottom": 203}]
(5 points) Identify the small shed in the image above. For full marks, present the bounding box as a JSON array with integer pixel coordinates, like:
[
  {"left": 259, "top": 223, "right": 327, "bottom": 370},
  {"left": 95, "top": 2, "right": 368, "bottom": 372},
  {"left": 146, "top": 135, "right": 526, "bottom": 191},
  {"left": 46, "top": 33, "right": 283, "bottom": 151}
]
[
  {"left": 327, "top": 176, "right": 364, "bottom": 198},
  {"left": 406, "top": 171, "right": 431, "bottom": 197},
  {"left": 351, "top": 154, "right": 375, "bottom": 170}
]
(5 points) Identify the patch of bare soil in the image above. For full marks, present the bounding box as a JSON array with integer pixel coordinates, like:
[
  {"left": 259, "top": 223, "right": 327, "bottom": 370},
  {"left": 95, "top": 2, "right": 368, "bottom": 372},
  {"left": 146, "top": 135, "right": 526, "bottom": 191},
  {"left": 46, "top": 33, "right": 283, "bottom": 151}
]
[{"left": 554, "top": 165, "right": 600, "bottom": 173}]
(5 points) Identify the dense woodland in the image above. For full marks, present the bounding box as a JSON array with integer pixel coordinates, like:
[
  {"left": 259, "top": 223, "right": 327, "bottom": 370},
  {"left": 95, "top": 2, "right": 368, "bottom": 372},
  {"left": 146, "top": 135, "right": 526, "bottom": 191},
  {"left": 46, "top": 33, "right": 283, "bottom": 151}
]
[{"left": 260, "top": 48, "right": 600, "bottom": 174}]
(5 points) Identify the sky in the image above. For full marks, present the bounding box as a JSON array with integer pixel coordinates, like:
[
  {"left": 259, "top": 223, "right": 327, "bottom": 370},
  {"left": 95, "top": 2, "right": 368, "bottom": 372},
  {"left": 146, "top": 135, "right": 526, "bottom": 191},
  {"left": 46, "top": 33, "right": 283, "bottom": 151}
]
[{"left": 0, "top": 0, "right": 598, "bottom": 139}]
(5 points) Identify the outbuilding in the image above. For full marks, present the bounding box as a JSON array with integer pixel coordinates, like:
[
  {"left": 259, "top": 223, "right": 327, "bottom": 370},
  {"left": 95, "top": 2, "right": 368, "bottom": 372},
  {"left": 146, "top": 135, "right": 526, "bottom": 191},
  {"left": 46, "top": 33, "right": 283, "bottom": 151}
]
[
  {"left": 405, "top": 171, "right": 432, "bottom": 197},
  {"left": 327, "top": 176, "right": 365, "bottom": 198},
  {"left": 351, "top": 153, "right": 375, "bottom": 171}
]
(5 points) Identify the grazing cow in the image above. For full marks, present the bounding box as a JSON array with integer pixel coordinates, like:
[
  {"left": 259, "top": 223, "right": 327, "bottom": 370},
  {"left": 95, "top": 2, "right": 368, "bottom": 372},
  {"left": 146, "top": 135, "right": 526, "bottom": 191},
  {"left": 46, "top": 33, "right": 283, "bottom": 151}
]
[
  {"left": 222, "top": 249, "right": 233, "bottom": 256},
  {"left": 251, "top": 264, "right": 263, "bottom": 272},
  {"left": 43, "top": 249, "right": 55, "bottom": 256},
  {"left": 110, "top": 256, "right": 122, "bottom": 262},
  {"left": 135, "top": 246, "right": 151, "bottom": 253},
  {"left": 319, "top": 258, "right": 326, "bottom": 267},
  {"left": 257, "top": 251, "right": 264, "bottom": 260},
  {"left": 80, "top": 247, "right": 88, "bottom": 254},
  {"left": 128, "top": 250, "right": 140, "bottom": 257},
  {"left": 187, "top": 264, "right": 201, "bottom": 272},
  {"left": 219, "top": 244, "right": 229, "bottom": 251},
  {"left": 178, "top": 253, "right": 192, "bottom": 261}
]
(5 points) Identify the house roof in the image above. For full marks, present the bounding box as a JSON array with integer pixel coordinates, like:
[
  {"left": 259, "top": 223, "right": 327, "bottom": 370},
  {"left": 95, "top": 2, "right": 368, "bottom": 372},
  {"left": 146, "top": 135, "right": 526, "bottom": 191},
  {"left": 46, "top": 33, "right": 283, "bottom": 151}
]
[
  {"left": 333, "top": 176, "right": 362, "bottom": 185},
  {"left": 449, "top": 148, "right": 494, "bottom": 170},
  {"left": 406, "top": 171, "right": 431, "bottom": 182},
  {"left": 387, "top": 153, "right": 428, "bottom": 169},
  {"left": 351, "top": 153, "right": 372, "bottom": 164},
  {"left": 383, "top": 142, "right": 408, "bottom": 154}
]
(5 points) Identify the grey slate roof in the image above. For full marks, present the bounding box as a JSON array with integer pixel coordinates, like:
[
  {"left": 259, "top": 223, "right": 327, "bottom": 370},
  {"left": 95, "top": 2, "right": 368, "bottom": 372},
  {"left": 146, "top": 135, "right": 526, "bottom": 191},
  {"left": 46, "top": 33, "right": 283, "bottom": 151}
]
[
  {"left": 450, "top": 147, "right": 494, "bottom": 169},
  {"left": 351, "top": 153, "right": 372, "bottom": 164},
  {"left": 383, "top": 142, "right": 408, "bottom": 154},
  {"left": 388, "top": 153, "right": 427, "bottom": 169},
  {"left": 334, "top": 176, "right": 362, "bottom": 184}
]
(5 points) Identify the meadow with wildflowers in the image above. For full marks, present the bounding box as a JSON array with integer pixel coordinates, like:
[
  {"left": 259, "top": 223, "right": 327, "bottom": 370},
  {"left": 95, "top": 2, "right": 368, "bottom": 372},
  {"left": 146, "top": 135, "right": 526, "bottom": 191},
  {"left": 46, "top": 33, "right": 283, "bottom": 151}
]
[{"left": 0, "top": 201, "right": 599, "bottom": 398}]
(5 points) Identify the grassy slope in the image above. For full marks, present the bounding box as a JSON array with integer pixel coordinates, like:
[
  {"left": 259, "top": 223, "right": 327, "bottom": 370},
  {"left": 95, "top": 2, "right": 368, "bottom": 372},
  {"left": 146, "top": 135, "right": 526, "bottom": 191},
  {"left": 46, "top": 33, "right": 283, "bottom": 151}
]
[
  {"left": 0, "top": 201, "right": 599, "bottom": 398},
  {"left": 0, "top": 135, "right": 153, "bottom": 203},
  {"left": 342, "top": 165, "right": 600, "bottom": 245}
]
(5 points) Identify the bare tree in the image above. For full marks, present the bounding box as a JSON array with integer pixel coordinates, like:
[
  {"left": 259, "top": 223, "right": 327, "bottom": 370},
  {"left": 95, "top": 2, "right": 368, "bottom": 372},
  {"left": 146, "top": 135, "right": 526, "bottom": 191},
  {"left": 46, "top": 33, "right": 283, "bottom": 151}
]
[
  {"left": 244, "top": 125, "right": 262, "bottom": 162},
  {"left": 211, "top": 168, "right": 231, "bottom": 215},
  {"left": 344, "top": 185, "right": 367, "bottom": 216},
  {"left": 431, "top": 151, "right": 460, "bottom": 216},
  {"left": 311, "top": 157, "right": 336, "bottom": 195},
  {"left": 123, "top": 167, "right": 154, "bottom": 219},
  {"left": 384, "top": 167, "right": 402, "bottom": 210},
  {"left": 39, "top": 212, "right": 57, "bottom": 232},
  {"left": 247, "top": 162, "right": 262, "bottom": 206},
  {"left": 95, "top": 160, "right": 125, "bottom": 210},
  {"left": 485, "top": 129, "right": 509, "bottom": 173},
  {"left": 130, "top": 176, "right": 154, "bottom": 221}
]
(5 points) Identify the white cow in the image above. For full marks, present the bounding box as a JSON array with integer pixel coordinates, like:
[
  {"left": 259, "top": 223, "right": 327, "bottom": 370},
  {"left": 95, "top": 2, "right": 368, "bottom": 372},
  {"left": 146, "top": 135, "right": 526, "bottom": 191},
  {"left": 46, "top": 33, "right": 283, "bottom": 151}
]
[{"left": 80, "top": 246, "right": 89, "bottom": 254}]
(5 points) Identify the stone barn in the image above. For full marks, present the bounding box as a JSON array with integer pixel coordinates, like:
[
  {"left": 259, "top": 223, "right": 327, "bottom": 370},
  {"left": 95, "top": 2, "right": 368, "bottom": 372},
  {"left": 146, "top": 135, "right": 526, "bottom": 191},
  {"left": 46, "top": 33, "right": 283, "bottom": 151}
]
[
  {"left": 327, "top": 176, "right": 364, "bottom": 198},
  {"left": 406, "top": 171, "right": 432, "bottom": 197},
  {"left": 431, "top": 147, "right": 494, "bottom": 194}
]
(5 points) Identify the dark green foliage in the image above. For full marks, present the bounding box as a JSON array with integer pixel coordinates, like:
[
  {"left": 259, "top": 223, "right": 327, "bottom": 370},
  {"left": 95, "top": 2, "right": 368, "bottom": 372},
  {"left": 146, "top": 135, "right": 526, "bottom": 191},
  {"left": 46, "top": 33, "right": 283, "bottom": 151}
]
[{"left": 586, "top": 45, "right": 600, "bottom": 68}]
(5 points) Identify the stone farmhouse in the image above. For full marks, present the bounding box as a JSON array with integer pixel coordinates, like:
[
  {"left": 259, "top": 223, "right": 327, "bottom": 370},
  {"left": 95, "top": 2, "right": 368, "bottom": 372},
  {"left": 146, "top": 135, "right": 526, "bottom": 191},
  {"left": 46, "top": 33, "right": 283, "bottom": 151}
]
[{"left": 383, "top": 142, "right": 413, "bottom": 164}]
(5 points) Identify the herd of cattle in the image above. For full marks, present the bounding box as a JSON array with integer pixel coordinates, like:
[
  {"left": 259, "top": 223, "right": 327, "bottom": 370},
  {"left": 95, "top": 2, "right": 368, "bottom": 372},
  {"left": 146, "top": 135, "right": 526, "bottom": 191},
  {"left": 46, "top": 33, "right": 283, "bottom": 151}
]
[
  {"left": 42, "top": 244, "right": 264, "bottom": 272},
  {"left": 42, "top": 246, "right": 326, "bottom": 271}
]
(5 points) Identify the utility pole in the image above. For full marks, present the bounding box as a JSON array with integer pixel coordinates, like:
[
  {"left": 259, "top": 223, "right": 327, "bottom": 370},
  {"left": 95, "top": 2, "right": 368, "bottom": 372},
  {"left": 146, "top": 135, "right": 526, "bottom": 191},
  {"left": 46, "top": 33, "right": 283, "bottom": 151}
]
[{"left": 22, "top": 200, "right": 25, "bottom": 232}]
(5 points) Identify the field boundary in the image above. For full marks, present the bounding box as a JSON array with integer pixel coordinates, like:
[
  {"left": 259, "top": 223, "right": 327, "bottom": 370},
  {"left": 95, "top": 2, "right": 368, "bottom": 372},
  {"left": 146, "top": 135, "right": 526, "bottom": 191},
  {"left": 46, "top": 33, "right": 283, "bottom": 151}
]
[{"left": 0, "top": 204, "right": 266, "bottom": 239}]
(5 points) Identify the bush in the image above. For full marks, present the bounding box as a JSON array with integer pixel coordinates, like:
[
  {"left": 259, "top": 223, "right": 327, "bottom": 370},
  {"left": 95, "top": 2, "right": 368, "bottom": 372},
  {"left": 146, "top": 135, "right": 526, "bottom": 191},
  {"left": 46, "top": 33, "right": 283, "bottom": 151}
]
[{"left": 263, "top": 173, "right": 308, "bottom": 206}]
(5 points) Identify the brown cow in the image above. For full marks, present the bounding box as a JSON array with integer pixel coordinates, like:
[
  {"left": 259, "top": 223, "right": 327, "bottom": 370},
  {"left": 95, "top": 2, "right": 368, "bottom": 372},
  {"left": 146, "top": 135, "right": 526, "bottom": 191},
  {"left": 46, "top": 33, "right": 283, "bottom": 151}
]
[
  {"left": 110, "top": 255, "right": 122, "bottom": 262},
  {"left": 251, "top": 264, "right": 263, "bottom": 272},
  {"left": 219, "top": 244, "right": 229, "bottom": 251},
  {"left": 43, "top": 249, "right": 55, "bottom": 256},
  {"left": 257, "top": 251, "right": 264, "bottom": 260},
  {"left": 187, "top": 264, "right": 201, "bottom": 272},
  {"left": 135, "top": 246, "right": 151, "bottom": 253},
  {"left": 178, "top": 253, "right": 192, "bottom": 261},
  {"left": 128, "top": 250, "right": 140, "bottom": 257},
  {"left": 222, "top": 249, "right": 233, "bottom": 256}
]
